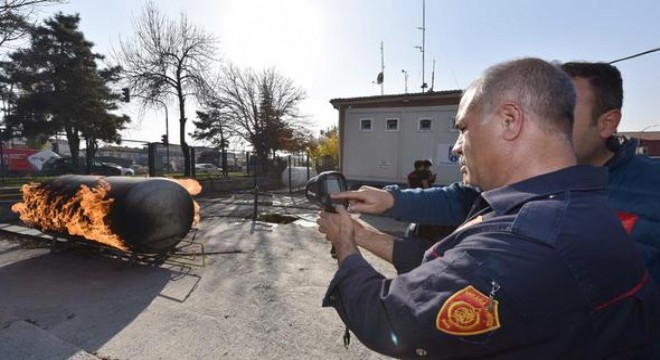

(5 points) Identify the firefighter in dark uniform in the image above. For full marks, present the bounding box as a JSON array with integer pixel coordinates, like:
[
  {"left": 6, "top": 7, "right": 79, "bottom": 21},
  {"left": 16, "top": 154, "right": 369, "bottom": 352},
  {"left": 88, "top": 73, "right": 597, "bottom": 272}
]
[{"left": 317, "top": 58, "right": 660, "bottom": 359}]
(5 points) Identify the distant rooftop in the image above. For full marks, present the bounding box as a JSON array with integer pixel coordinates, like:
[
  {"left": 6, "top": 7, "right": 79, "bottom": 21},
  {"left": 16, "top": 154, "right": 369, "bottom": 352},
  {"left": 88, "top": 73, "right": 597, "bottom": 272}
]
[
  {"left": 619, "top": 130, "right": 660, "bottom": 141},
  {"left": 330, "top": 90, "right": 463, "bottom": 109}
]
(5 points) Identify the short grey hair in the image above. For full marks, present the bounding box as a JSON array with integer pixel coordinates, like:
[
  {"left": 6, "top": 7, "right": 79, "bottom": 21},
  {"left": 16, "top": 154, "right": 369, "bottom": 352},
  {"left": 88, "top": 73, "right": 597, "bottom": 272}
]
[{"left": 469, "top": 58, "right": 576, "bottom": 138}]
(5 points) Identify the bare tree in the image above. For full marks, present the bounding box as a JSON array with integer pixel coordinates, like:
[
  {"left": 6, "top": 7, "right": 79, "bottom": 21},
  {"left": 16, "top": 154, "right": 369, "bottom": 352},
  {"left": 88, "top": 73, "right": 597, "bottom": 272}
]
[
  {"left": 213, "top": 64, "right": 308, "bottom": 169},
  {"left": 0, "top": 0, "right": 64, "bottom": 49},
  {"left": 114, "top": 1, "right": 216, "bottom": 176}
]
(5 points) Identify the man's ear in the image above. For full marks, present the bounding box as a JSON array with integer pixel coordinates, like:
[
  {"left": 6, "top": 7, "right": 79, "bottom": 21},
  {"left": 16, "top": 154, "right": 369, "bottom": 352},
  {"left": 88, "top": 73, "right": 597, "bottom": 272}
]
[
  {"left": 598, "top": 109, "right": 621, "bottom": 139},
  {"left": 499, "top": 102, "right": 523, "bottom": 141}
]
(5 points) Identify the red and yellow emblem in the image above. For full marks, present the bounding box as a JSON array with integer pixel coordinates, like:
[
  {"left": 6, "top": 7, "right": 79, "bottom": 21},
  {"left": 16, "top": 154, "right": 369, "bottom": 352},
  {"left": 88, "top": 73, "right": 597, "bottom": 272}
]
[{"left": 436, "top": 285, "right": 500, "bottom": 336}]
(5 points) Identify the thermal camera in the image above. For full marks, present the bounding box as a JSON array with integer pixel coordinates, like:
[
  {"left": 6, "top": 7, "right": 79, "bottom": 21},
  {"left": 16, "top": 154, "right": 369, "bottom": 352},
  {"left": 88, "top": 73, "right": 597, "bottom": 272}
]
[{"left": 305, "top": 171, "right": 348, "bottom": 212}]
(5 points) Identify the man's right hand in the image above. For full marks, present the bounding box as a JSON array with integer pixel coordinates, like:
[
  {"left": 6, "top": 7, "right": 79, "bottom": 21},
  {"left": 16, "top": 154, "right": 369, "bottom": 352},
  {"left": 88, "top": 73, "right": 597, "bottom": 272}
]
[{"left": 331, "top": 186, "right": 395, "bottom": 215}]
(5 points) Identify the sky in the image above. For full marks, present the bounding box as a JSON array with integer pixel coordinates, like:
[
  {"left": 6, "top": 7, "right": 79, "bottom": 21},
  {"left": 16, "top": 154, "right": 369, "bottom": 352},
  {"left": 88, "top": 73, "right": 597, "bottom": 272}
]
[{"left": 34, "top": 0, "right": 660, "bottom": 147}]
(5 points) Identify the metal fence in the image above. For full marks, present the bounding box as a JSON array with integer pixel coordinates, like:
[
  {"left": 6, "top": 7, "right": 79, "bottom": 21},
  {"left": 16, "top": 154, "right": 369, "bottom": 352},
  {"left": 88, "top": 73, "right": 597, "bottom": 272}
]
[{"left": 0, "top": 136, "right": 319, "bottom": 190}]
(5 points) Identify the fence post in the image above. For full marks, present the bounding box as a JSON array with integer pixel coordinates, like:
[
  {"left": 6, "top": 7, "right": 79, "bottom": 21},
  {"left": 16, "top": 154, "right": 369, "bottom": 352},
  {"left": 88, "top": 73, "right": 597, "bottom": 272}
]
[
  {"left": 245, "top": 152, "right": 250, "bottom": 177},
  {"left": 0, "top": 139, "right": 4, "bottom": 184},
  {"left": 190, "top": 147, "right": 196, "bottom": 177},
  {"left": 165, "top": 142, "right": 170, "bottom": 173},
  {"left": 288, "top": 155, "right": 292, "bottom": 194},
  {"left": 253, "top": 152, "right": 258, "bottom": 220},
  {"left": 148, "top": 143, "right": 156, "bottom": 177},
  {"left": 306, "top": 153, "right": 310, "bottom": 180},
  {"left": 253, "top": 153, "right": 257, "bottom": 187}
]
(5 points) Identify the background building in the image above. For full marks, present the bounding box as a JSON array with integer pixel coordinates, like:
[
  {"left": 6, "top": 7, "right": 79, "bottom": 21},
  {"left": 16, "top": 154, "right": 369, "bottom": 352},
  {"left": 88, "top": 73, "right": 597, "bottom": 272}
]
[
  {"left": 619, "top": 131, "right": 660, "bottom": 158},
  {"left": 331, "top": 90, "right": 463, "bottom": 187}
]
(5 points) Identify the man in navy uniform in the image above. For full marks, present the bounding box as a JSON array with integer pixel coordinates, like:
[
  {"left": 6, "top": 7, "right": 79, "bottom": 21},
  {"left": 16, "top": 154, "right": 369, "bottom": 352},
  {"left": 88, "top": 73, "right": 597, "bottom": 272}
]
[
  {"left": 335, "top": 62, "right": 660, "bottom": 288},
  {"left": 317, "top": 58, "right": 660, "bottom": 358}
]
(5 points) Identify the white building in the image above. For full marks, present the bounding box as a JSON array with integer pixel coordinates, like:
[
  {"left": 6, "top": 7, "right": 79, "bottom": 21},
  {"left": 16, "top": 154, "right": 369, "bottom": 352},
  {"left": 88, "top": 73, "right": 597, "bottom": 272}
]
[{"left": 331, "top": 90, "right": 463, "bottom": 187}]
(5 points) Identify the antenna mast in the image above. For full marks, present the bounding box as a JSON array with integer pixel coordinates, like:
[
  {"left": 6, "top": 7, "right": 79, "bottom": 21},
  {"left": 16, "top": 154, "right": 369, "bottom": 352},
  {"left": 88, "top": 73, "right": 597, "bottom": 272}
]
[
  {"left": 380, "top": 41, "right": 385, "bottom": 95},
  {"left": 430, "top": 58, "right": 435, "bottom": 92},
  {"left": 416, "top": 0, "right": 427, "bottom": 92},
  {"left": 401, "top": 69, "right": 409, "bottom": 93}
]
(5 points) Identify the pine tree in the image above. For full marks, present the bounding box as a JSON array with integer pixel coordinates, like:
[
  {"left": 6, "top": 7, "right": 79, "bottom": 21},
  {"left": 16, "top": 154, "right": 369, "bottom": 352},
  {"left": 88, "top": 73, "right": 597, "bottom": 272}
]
[
  {"left": 5, "top": 13, "right": 130, "bottom": 168},
  {"left": 192, "top": 105, "right": 233, "bottom": 176}
]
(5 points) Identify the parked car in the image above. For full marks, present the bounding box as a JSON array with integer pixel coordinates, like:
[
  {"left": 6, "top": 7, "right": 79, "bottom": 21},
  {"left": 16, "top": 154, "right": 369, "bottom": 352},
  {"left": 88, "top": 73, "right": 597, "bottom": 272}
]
[
  {"left": 130, "top": 164, "right": 148, "bottom": 176},
  {"left": 95, "top": 162, "right": 123, "bottom": 176},
  {"left": 106, "top": 162, "right": 134, "bottom": 176},
  {"left": 42, "top": 157, "right": 123, "bottom": 176},
  {"left": 194, "top": 163, "right": 222, "bottom": 175}
]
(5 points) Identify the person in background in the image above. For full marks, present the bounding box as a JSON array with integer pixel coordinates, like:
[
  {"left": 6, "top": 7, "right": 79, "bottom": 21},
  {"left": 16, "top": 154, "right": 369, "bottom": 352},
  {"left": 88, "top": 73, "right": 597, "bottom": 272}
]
[
  {"left": 317, "top": 57, "right": 660, "bottom": 358},
  {"left": 422, "top": 159, "right": 436, "bottom": 186},
  {"left": 560, "top": 62, "right": 660, "bottom": 285},
  {"left": 406, "top": 160, "right": 430, "bottom": 189}
]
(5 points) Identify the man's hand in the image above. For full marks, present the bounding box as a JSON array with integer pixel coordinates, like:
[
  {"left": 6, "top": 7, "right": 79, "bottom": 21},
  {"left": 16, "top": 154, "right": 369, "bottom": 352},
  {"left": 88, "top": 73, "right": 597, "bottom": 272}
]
[
  {"left": 331, "top": 186, "right": 395, "bottom": 214},
  {"left": 317, "top": 205, "right": 360, "bottom": 264}
]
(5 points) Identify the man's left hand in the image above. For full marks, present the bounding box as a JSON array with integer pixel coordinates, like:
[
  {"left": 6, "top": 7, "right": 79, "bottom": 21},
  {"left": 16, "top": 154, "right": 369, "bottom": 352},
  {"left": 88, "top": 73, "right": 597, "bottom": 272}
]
[{"left": 317, "top": 205, "right": 360, "bottom": 264}]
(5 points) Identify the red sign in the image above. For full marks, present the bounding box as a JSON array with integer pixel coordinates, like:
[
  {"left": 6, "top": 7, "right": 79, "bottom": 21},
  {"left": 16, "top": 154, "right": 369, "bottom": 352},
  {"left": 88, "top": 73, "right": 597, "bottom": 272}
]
[{"left": 1, "top": 148, "right": 38, "bottom": 172}]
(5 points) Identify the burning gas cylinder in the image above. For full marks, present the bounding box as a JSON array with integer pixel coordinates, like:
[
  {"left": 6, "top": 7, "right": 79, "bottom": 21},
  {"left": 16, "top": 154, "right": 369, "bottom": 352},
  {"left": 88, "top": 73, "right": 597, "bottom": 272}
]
[{"left": 11, "top": 175, "right": 201, "bottom": 254}]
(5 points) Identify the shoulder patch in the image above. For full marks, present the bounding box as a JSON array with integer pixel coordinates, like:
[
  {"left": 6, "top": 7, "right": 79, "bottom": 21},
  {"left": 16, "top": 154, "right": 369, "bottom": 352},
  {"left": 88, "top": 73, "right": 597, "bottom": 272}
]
[{"left": 436, "top": 285, "right": 500, "bottom": 336}]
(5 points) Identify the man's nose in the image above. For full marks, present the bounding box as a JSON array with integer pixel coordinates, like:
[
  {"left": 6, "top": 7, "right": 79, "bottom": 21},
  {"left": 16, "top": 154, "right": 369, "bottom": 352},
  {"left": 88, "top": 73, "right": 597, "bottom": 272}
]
[{"left": 452, "top": 134, "right": 463, "bottom": 156}]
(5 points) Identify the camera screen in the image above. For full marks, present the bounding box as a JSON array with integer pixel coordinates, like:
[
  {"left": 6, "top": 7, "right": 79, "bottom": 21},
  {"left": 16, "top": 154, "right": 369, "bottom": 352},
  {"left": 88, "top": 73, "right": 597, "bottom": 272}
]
[{"left": 325, "top": 179, "right": 342, "bottom": 195}]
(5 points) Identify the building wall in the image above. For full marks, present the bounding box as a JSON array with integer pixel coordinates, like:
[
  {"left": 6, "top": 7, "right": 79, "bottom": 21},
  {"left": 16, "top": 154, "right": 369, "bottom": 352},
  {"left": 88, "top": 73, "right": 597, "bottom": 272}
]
[
  {"left": 343, "top": 104, "right": 461, "bottom": 185},
  {"left": 618, "top": 131, "right": 660, "bottom": 157},
  {"left": 643, "top": 140, "right": 660, "bottom": 157}
]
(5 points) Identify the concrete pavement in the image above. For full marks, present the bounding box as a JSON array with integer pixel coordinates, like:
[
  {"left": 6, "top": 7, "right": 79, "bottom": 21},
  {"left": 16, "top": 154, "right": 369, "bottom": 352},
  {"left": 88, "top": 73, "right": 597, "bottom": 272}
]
[{"left": 0, "top": 192, "right": 410, "bottom": 359}]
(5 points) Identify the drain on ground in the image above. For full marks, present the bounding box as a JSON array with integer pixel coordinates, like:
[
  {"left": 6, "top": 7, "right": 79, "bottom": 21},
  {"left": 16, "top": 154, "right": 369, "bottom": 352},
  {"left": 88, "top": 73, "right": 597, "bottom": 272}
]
[{"left": 257, "top": 214, "right": 298, "bottom": 224}]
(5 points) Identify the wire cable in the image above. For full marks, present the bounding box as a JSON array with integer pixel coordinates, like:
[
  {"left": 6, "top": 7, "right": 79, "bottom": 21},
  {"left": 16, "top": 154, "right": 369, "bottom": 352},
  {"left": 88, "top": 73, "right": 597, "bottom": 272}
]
[{"left": 609, "top": 47, "right": 660, "bottom": 64}]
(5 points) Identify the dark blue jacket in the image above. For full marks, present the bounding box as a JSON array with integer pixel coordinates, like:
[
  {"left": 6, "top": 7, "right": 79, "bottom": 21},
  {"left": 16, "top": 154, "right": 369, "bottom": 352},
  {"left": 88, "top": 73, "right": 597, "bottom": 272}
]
[
  {"left": 323, "top": 166, "right": 660, "bottom": 359},
  {"left": 605, "top": 139, "right": 660, "bottom": 285}
]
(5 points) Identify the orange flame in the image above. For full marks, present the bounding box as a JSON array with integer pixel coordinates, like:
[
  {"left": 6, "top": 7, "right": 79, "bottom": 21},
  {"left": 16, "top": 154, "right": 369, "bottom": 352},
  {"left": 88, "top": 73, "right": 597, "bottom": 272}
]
[
  {"left": 175, "top": 178, "right": 202, "bottom": 196},
  {"left": 11, "top": 180, "right": 128, "bottom": 251},
  {"left": 174, "top": 178, "right": 202, "bottom": 228}
]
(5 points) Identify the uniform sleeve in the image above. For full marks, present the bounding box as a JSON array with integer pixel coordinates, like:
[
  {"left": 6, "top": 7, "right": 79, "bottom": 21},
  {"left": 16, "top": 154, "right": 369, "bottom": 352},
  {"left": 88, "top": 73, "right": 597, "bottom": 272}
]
[
  {"left": 322, "top": 241, "right": 509, "bottom": 359},
  {"left": 382, "top": 183, "right": 479, "bottom": 226},
  {"left": 392, "top": 236, "right": 431, "bottom": 274},
  {"left": 322, "top": 229, "right": 568, "bottom": 359}
]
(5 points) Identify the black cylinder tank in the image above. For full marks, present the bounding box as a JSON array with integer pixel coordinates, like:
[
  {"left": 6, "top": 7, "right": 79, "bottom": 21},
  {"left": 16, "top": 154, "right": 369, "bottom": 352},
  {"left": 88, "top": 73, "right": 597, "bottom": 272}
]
[{"left": 38, "top": 175, "right": 194, "bottom": 253}]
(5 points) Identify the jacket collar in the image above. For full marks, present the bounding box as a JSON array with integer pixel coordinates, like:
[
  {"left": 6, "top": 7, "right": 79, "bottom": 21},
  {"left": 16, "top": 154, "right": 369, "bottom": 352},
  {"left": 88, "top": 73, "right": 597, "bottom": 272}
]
[
  {"left": 479, "top": 165, "right": 608, "bottom": 216},
  {"left": 605, "top": 138, "right": 638, "bottom": 171}
]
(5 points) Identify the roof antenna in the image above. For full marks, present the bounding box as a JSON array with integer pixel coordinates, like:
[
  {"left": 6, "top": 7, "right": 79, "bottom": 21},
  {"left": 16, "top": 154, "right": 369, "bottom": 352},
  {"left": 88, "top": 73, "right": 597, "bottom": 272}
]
[
  {"left": 401, "top": 69, "right": 409, "bottom": 94},
  {"left": 429, "top": 59, "right": 435, "bottom": 92},
  {"left": 415, "top": 0, "right": 427, "bottom": 92},
  {"left": 379, "top": 41, "right": 384, "bottom": 95},
  {"left": 375, "top": 41, "right": 385, "bottom": 95}
]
